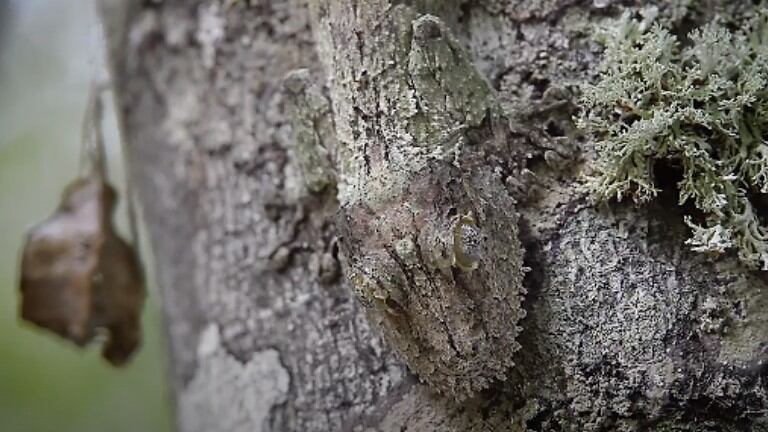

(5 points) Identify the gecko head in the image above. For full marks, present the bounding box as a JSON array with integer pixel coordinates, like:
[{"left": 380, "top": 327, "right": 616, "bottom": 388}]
[
  {"left": 412, "top": 15, "right": 443, "bottom": 44},
  {"left": 335, "top": 161, "right": 526, "bottom": 400}
]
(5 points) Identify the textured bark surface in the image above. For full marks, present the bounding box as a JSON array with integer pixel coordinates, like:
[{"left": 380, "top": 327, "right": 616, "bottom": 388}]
[{"left": 101, "top": 0, "right": 768, "bottom": 430}]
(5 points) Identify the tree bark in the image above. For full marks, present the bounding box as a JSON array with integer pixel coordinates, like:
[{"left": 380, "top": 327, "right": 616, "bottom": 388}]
[{"left": 101, "top": 0, "right": 768, "bottom": 430}]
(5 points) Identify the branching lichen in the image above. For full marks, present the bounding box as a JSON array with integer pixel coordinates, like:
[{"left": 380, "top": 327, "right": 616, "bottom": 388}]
[{"left": 579, "top": 10, "right": 768, "bottom": 269}]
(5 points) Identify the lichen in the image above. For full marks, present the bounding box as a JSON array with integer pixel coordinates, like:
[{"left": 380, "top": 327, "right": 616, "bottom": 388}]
[{"left": 579, "top": 9, "right": 768, "bottom": 269}]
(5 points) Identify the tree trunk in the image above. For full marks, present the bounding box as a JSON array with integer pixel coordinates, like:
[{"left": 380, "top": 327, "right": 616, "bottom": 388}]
[{"left": 100, "top": 0, "right": 768, "bottom": 430}]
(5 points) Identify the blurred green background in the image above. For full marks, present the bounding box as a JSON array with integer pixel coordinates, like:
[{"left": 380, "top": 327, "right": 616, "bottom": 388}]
[{"left": 0, "top": 1, "right": 172, "bottom": 431}]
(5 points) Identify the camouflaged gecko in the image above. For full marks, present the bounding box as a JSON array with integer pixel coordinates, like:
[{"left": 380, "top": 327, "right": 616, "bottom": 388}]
[{"left": 285, "top": 11, "right": 526, "bottom": 400}]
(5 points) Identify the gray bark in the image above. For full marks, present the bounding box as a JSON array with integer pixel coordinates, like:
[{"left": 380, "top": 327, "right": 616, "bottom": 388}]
[{"left": 100, "top": 0, "right": 768, "bottom": 431}]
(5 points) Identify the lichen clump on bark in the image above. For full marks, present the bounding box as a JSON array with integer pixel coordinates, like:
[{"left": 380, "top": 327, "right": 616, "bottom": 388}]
[{"left": 579, "top": 10, "right": 768, "bottom": 269}]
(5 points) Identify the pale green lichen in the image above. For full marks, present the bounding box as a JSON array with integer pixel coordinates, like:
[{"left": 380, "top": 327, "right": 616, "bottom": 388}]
[{"left": 579, "top": 10, "right": 768, "bottom": 269}]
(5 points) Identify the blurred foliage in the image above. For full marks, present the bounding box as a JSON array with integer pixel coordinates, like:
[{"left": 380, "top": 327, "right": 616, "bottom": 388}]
[{"left": 0, "top": 1, "right": 172, "bottom": 431}]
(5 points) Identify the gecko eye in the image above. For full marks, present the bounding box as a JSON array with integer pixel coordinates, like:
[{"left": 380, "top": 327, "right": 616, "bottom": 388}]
[
  {"left": 384, "top": 297, "right": 404, "bottom": 315},
  {"left": 413, "top": 16, "right": 443, "bottom": 42},
  {"left": 452, "top": 214, "right": 482, "bottom": 271}
]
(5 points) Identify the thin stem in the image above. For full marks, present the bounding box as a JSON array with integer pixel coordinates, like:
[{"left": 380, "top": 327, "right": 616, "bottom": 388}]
[{"left": 80, "top": 81, "right": 109, "bottom": 179}]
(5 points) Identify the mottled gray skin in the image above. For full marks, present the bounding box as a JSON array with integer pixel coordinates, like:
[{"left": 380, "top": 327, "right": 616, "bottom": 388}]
[
  {"left": 308, "top": 8, "right": 527, "bottom": 399},
  {"left": 338, "top": 164, "right": 525, "bottom": 399},
  {"left": 100, "top": 0, "right": 768, "bottom": 430}
]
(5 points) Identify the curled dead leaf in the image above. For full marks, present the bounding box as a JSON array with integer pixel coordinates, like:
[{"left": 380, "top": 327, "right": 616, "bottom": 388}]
[
  {"left": 18, "top": 83, "right": 145, "bottom": 366},
  {"left": 19, "top": 176, "right": 145, "bottom": 366}
]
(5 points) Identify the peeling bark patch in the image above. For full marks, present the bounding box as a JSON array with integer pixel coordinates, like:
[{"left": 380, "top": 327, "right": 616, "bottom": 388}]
[{"left": 179, "top": 323, "right": 290, "bottom": 432}]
